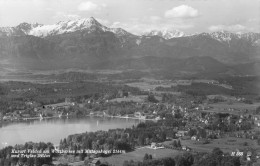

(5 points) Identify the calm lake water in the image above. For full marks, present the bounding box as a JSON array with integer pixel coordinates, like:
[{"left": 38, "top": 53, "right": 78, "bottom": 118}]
[{"left": 0, "top": 117, "right": 140, "bottom": 148}]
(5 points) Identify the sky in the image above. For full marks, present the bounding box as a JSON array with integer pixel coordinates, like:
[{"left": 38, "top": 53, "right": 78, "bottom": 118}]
[{"left": 0, "top": 0, "right": 259, "bottom": 35}]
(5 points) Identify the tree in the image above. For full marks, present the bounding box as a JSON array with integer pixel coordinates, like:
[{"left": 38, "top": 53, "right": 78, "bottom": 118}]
[
  {"left": 257, "top": 138, "right": 260, "bottom": 145},
  {"left": 221, "top": 156, "right": 241, "bottom": 166},
  {"left": 211, "top": 148, "right": 224, "bottom": 166},
  {"left": 26, "top": 158, "right": 35, "bottom": 166},
  {"left": 199, "top": 128, "right": 207, "bottom": 138},
  {"left": 182, "top": 152, "right": 194, "bottom": 166},
  {"left": 143, "top": 153, "right": 149, "bottom": 161},
  {"left": 175, "top": 155, "right": 186, "bottom": 166},
  {"left": 188, "top": 129, "right": 197, "bottom": 137},
  {"left": 256, "top": 106, "right": 260, "bottom": 114},
  {"left": 80, "top": 150, "right": 86, "bottom": 161},
  {"left": 177, "top": 140, "right": 182, "bottom": 147},
  {"left": 212, "top": 148, "right": 223, "bottom": 156},
  {"left": 175, "top": 152, "right": 194, "bottom": 166},
  {"left": 163, "top": 158, "right": 175, "bottom": 166},
  {"left": 114, "top": 141, "right": 131, "bottom": 151},
  {"left": 148, "top": 154, "right": 153, "bottom": 160},
  {"left": 138, "top": 134, "right": 145, "bottom": 146},
  {"left": 147, "top": 94, "right": 158, "bottom": 103},
  {"left": 243, "top": 142, "right": 248, "bottom": 146},
  {"left": 172, "top": 140, "right": 178, "bottom": 148},
  {"left": 123, "top": 160, "right": 129, "bottom": 166}
]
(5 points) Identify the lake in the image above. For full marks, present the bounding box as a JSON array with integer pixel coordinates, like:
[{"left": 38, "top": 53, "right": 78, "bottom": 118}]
[{"left": 0, "top": 117, "right": 140, "bottom": 148}]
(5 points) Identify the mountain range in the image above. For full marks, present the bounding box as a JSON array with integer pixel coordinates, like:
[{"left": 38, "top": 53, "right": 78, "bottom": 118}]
[
  {"left": 0, "top": 17, "right": 259, "bottom": 77},
  {"left": 143, "top": 29, "right": 186, "bottom": 39}
]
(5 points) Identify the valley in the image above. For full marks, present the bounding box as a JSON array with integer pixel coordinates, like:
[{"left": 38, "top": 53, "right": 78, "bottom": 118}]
[
  {"left": 0, "top": 69, "right": 260, "bottom": 165},
  {"left": 0, "top": 14, "right": 260, "bottom": 166}
]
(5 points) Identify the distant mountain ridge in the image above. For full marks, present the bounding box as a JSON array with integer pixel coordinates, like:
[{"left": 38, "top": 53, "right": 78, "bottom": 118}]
[
  {"left": 143, "top": 29, "right": 186, "bottom": 39},
  {"left": 205, "top": 31, "right": 260, "bottom": 44},
  {"left": 0, "top": 17, "right": 259, "bottom": 76},
  {"left": 1, "top": 17, "right": 259, "bottom": 41},
  {"left": 0, "top": 23, "right": 42, "bottom": 36},
  {"left": 0, "top": 17, "right": 136, "bottom": 38}
]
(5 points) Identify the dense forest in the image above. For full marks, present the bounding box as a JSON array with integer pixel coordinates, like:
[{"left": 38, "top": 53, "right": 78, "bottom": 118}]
[
  {"left": 0, "top": 142, "right": 54, "bottom": 166},
  {"left": 123, "top": 148, "right": 242, "bottom": 166},
  {"left": 0, "top": 81, "right": 141, "bottom": 114},
  {"left": 156, "top": 82, "right": 233, "bottom": 96}
]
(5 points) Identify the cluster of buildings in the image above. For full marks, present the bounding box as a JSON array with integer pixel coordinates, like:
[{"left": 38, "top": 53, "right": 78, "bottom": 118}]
[{"left": 1, "top": 98, "right": 76, "bottom": 122}]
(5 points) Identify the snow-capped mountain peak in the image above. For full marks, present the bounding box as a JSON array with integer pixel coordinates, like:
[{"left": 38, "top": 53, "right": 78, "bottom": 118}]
[
  {"left": 1, "top": 17, "right": 259, "bottom": 45},
  {"left": 0, "top": 17, "right": 136, "bottom": 38},
  {"left": 0, "top": 22, "right": 42, "bottom": 36},
  {"left": 208, "top": 31, "right": 260, "bottom": 44},
  {"left": 109, "top": 27, "right": 134, "bottom": 37},
  {"left": 29, "top": 17, "right": 108, "bottom": 37},
  {"left": 56, "top": 17, "right": 101, "bottom": 28},
  {"left": 144, "top": 29, "right": 185, "bottom": 39},
  {"left": 0, "top": 17, "right": 138, "bottom": 39},
  {"left": 210, "top": 31, "right": 233, "bottom": 42}
]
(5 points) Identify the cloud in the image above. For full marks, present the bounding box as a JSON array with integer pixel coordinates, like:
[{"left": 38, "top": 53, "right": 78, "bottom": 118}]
[
  {"left": 165, "top": 5, "right": 199, "bottom": 19},
  {"left": 101, "top": 3, "right": 107, "bottom": 8},
  {"left": 110, "top": 20, "right": 193, "bottom": 35},
  {"left": 53, "top": 12, "right": 81, "bottom": 20},
  {"left": 149, "top": 16, "right": 162, "bottom": 22},
  {"left": 78, "top": 1, "right": 98, "bottom": 11},
  {"left": 96, "top": 18, "right": 109, "bottom": 25},
  {"left": 209, "top": 24, "right": 246, "bottom": 32},
  {"left": 66, "top": 14, "right": 81, "bottom": 20},
  {"left": 248, "top": 18, "right": 258, "bottom": 23},
  {"left": 111, "top": 21, "right": 121, "bottom": 27},
  {"left": 110, "top": 21, "right": 143, "bottom": 35},
  {"left": 45, "top": 7, "right": 53, "bottom": 11}
]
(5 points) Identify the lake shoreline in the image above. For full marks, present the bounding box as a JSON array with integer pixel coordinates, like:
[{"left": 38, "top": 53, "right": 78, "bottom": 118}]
[
  {"left": 0, "top": 116, "right": 139, "bottom": 149},
  {"left": 1, "top": 113, "right": 157, "bottom": 126}
]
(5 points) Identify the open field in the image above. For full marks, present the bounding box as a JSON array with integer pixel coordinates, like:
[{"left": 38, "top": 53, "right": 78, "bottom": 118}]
[
  {"left": 202, "top": 108, "right": 246, "bottom": 115},
  {"left": 109, "top": 95, "right": 146, "bottom": 103},
  {"left": 153, "top": 91, "right": 181, "bottom": 95},
  {"left": 126, "top": 79, "right": 204, "bottom": 92},
  {"left": 207, "top": 95, "right": 237, "bottom": 101},
  {"left": 203, "top": 102, "right": 260, "bottom": 115},
  {"left": 126, "top": 82, "right": 175, "bottom": 91},
  {"left": 193, "top": 79, "right": 233, "bottom": 89},
  {"left": 101, "top": 147, "right": 181, "bottom": 166},
  {"left": 180, "top": 137, "right": 260, "bottom": 153},
  {"left": 208, "top": 102, "right": 260, "bottom": 110}
]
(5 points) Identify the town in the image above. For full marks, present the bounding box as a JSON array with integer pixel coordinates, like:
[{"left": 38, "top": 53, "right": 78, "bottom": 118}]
[{"left": 0, "top": 75, "right": 260, "bottom": 166}]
